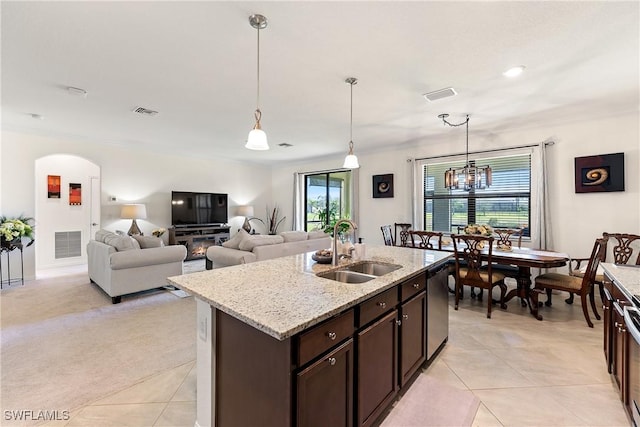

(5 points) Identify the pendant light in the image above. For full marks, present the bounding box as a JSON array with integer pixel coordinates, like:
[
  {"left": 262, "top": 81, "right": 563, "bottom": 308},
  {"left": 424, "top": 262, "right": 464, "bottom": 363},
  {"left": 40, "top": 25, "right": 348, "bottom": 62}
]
[
  {"left": 245, "top": 14, "right": 269, "bottom": 151},
  {"left": 343, "top": 77, "right": 360, "bottom": 169},
  {"left": 439, "top": 113, "right": 492, "bottom": 191}
]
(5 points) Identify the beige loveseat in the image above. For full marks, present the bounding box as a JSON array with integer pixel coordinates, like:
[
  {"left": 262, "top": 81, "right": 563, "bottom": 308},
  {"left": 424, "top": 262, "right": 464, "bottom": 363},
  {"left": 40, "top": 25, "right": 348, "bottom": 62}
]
[
  {"left": 206, "top": 229, "right": 331, "bottom": 269},
  {"left": 88, "top": 230, "right": 187, "bottom": 303}
]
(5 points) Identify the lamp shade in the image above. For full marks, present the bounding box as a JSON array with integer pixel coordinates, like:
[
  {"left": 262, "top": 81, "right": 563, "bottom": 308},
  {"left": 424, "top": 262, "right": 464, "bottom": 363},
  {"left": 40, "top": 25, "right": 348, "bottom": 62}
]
[
  {"left": 120, "top": 204, "right": 147, "bottom": 220},
  {"left": 245, "top": 128, "right": 269, "bottom": 150},
  {"left": 343, "top": 153, "right": 360, "bottom": 169},
  {"left": 236, "top": 205, "right": 254, "bottom": 217}
]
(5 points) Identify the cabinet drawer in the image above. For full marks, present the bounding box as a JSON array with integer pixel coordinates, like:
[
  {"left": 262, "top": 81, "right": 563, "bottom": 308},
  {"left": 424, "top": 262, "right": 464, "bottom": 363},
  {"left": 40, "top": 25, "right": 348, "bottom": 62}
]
[
  {"left": 297, "top": 309, "right": 355, "bottom": 366},
  {"left": 359, "top": 287, "right": 399, "bottom": 328},
  {"left": 400, "top": 273, "right": 426, "bottom": 302}
]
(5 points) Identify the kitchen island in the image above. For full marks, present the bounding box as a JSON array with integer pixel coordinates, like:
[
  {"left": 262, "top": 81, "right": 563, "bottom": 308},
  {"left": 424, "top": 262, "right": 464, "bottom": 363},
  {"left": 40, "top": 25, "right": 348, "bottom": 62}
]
[{"left": 169, "top": 245, "right": 451, "bottom": 427}]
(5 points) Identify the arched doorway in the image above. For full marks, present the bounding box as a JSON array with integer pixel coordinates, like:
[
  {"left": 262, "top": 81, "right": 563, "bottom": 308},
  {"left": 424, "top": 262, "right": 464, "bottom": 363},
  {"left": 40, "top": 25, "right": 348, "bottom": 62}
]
[{"left": 34, "top": 154, "right": 101, "bottom": 274}]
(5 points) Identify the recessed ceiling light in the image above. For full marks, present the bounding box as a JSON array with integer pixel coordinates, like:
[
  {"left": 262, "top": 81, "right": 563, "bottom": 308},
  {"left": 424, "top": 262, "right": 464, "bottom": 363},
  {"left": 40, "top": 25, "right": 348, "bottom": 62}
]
[
  {"left": 503, "top": 66, "right": 525, "bottom": 78},
  {"left": 67, "top": 86, "right": 88, "bottom": 97}
]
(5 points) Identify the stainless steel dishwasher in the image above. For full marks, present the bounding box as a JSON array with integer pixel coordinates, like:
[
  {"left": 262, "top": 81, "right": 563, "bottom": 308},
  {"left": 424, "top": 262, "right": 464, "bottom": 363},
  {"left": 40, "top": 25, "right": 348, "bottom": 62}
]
[{"left": 426, "top": 262, "right": 450, "bottom": 359}]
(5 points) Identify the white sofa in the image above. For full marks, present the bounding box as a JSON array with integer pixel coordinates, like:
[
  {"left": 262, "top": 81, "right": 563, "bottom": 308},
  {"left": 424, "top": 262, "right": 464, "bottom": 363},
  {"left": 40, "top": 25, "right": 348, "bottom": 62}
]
[
  {"left": 206, "top": 229, "right": 331, "bottom": 269},
  {"left": 88, "top": 230, "right": 187, "bottom": 303}
]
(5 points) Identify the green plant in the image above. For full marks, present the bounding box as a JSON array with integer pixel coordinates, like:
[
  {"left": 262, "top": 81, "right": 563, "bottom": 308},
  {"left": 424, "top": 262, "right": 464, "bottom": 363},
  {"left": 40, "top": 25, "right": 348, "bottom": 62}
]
[
  {"left": 249, "top": 205, "right": 286, "bottom": 235},
  {"left": 0, "top": 215, "right": 34, "bottom": 243}
]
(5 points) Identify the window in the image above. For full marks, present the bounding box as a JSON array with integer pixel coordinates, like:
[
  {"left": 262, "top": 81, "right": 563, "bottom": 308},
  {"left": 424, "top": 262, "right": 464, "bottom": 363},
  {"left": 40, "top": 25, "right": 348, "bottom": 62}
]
[
  {"left": 294, "top": 169, "right": 358, "bottom": 232},
  {"left": 417, "top": 153, "right": 531, "bottom": 236}
]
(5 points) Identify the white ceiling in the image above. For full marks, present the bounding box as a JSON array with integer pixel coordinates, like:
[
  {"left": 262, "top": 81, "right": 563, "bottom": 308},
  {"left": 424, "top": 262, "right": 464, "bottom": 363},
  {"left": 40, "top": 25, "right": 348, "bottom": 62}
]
[{"left": 2, "top": 1, "right": 638, "bottom": 165}]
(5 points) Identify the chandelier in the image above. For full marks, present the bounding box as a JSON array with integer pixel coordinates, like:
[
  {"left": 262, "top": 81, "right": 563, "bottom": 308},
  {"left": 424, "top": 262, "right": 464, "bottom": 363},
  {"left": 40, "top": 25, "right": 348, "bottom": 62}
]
[
  {"left": 343, "top": 77, "right": 360, "bottom": 169},
  {"left": 439, "top": 113, "right": 492, "bottom": 191}
]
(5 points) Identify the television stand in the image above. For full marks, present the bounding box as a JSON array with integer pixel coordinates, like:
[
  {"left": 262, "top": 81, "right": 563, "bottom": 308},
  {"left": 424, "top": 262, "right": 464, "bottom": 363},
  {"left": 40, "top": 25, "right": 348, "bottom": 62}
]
[{"left": 169, "top": 225, "right": 230, "bottom": 261}]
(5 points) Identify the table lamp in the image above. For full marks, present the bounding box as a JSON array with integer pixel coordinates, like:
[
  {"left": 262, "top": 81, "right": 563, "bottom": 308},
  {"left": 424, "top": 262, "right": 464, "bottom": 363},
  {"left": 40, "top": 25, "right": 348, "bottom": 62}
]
[
  {"left": 236, "top": 205, "right": 254, "bottom": 233},
  {"left": 121, "top": 204, "right": 147, "bottom": 236}
]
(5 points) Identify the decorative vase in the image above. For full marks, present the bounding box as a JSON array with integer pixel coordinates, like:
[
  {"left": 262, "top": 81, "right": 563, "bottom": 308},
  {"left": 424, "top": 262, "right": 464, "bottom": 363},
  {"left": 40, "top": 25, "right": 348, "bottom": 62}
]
[{"left": 0, "top": 237, "right": 21, "bottom": 250}]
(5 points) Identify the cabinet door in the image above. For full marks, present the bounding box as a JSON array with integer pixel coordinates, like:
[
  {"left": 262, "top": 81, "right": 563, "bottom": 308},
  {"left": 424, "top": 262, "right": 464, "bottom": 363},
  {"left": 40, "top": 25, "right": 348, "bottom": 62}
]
[
  {"left": 297, "top": 339, "right": 354, "bottom": 427},
  {"left": 357, "top": 310, "right": 398, "bottom": 427},
  {"left": 613, "top": 302, "right": 626, "bottom": 397},
  {"left": 603, "top": 286, "right": 614, "bottom": 373},
  {"left": 399, "top": 292, "right": 427, "bottom": 386}
]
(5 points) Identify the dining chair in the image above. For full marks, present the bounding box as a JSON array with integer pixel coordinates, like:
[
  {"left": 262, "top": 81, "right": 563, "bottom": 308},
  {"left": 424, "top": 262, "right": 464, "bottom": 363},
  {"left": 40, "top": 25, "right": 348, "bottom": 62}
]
[
  {"left": 380, "top": 225, "right": 394, "bottom": 246},
  {"left": 394, "top": 223, "right": 412, "bottom": 247},
  {"left": 567, "top": 232, "right": 640, "bottom": 305},
  {"left": 409, "top": 231, "right": 443, "bottom": 250},
  {"left": 452, "top": 234, "right": 507, "bottom": 319},
  {"left": 486, "top": 227, "right": 525, "bottom": 305},
  {"left": 531, "top": 236, "right": 608, "bottom": 328}
]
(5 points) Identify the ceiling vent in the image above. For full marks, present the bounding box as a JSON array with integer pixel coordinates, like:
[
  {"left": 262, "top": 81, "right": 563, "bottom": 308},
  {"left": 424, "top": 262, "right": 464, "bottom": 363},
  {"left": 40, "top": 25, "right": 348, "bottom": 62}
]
[
  {"left": 423, "top": 87, "right": 457, "bottom": 102},
  {"left": 278, "top": 143, "right": 293, "bottom": 147},
  {"left": 132, "top": 107, "right": 159, "bottom": 116}
]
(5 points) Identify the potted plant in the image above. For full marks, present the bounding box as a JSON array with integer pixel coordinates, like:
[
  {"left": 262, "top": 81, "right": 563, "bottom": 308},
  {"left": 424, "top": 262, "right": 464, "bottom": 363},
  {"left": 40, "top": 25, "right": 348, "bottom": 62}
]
[{"left": 0, "top": 215, "right": 35, "bottom": 250}]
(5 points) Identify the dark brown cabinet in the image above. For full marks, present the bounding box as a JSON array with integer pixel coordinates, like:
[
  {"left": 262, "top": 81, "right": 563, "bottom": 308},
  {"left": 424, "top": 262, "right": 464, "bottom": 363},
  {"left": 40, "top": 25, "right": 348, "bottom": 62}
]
[
  {"left": 297, "top": 339, "right": 354, "bottom": 427},
  {"left": 357, "top": 310, "right": 399, "bottom": 427},
  {"left": 399, "top": 292, "right": 427, "bottom": 386}
]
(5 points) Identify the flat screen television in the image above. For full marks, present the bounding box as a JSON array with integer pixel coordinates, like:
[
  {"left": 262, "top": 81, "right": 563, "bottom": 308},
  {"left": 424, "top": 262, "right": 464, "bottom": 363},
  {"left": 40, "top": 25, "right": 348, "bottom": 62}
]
[{"left": 171, "top": 191, "right": 228, "bottom": 227}]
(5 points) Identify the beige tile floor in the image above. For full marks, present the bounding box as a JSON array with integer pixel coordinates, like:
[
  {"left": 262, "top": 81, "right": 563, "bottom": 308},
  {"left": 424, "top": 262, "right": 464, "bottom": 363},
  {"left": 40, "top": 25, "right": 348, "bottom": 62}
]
[{"left": 44, "top": 278, "right": 631, "bottom": 426}]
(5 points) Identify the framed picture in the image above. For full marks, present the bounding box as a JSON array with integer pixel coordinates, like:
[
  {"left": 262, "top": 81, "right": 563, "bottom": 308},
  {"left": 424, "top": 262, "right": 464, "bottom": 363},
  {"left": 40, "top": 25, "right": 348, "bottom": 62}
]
[
  {"left": 574, "top": 152, "right": 624, "bottom": 193},
  {"left": 69, "top": 183, "right": 82, "bottom": 205},
  {"left": 47, "top": 175, "right": 61, "bottom": 198},
  {"left": 373, "top": 174, "right": 394, "bottom": 198}
]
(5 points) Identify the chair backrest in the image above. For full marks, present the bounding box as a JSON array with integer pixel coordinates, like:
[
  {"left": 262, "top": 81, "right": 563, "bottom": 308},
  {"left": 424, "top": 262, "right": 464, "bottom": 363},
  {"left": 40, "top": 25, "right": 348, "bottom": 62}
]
[
  {"left": 380, "top": 225, "right": 394, "bottom": 246},
  {"left": 493, "top": 228, "right": 523, "bottom": 248},
  {"left": 579, "top": 237, "right": 608, "bottom": 290},
  {"left": 602, "top": 232, "right": 640, "bottom": 265},
  {"left": 394, "top": 223, "right": 412, "bottom": 247},
  {"left": 451, "top": 234, "right": 495, "bottom": 287},
  {"left": 409, "top": 231, "right": 443, "bottom": 250}
]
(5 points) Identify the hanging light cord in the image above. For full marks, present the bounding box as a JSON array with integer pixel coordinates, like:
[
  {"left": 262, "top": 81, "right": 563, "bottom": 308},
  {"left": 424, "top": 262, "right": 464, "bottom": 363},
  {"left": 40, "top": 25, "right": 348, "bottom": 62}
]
[
  {"left": 255, "top": 25, "right": 261, "bottom": 123},
  {"left": 349, "top": 80, "right": 353, "bottom": 149},
  {"left": 440, "top": 114, "right": 470, "bottom": 163}
]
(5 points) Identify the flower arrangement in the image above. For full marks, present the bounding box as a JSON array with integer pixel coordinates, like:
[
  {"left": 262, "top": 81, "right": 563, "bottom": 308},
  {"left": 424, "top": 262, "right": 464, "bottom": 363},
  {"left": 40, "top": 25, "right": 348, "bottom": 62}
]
[
  {"left": 463, "top": 224, "right": 493, "bottom": 236},
  {"left": 152, "top": 227, "right": 166, "bottom": 238},
  {"left": 249, "top": 205, "right": 286, "bottom": 235},
  {"left": 0, "top": 216, "right": 35, "bottom": 245}
]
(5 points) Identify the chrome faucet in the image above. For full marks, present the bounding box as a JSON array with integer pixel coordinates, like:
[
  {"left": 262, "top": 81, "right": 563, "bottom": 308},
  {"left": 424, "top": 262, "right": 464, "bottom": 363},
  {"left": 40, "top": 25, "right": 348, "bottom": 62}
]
[{"left": 332, "top": 219, "right": 358, "bottom": 266}]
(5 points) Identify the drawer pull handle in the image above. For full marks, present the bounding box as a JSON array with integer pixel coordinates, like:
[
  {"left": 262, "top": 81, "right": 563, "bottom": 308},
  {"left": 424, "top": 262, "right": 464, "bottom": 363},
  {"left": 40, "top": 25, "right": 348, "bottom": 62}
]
[
  {"left": 402, "top": 314, "right": 409, "bottom": 320},
  {"left": 396, "top": 320, "right": 402, "bottom": 326},
  {"left": 327, "top": 331, "right": 337, "bottom": 340},
  {"left": 328, "top": 357, "right": 336, "bottom": 366},
  {"left": 413, "top": 283, "right": 420, "bottom": 289},
  {"left": 614, "top": 321, "right": 619, "bottom": 328},
  {"left": 377, "top": 302, "right": 387, "bottom": 309}
]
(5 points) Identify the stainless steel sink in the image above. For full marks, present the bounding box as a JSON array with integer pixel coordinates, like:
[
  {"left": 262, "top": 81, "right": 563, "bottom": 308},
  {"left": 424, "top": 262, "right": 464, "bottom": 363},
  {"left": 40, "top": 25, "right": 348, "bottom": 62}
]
[
  {"left": 316, "top": 270, "right": 377, "bottom": 284},
  {"left": 317, "top": 261, "right": 402, "bottom": 284},
  {"left": 341, "top": 261, "right": 402, "bottom": 276}
]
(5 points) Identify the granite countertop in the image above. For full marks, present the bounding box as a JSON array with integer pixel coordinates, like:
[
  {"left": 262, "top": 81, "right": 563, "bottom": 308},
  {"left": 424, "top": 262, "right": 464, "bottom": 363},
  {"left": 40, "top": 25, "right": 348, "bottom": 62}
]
[
  {"left": 601, "top": 263, "right": 640, "bottom": 305},
  {"left": 168, "top": 245, "right": 451, "bottom": 340}
]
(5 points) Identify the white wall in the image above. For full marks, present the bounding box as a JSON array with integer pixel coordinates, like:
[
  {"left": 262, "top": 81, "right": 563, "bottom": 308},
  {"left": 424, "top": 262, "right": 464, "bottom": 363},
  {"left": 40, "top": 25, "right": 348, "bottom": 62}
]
[
  {"left": 1, "top": 131, "right": 274, "bottom": 279},
  {"left": 272, "top": 111, "right": 640, "bottom": 259}
]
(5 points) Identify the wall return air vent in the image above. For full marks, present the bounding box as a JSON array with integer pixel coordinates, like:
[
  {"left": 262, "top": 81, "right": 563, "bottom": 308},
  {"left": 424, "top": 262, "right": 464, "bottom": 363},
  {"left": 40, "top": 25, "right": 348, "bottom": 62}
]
[
  {"left": 423, "top": 87, "right": 457, "bottom": 102},
  {"left": 132, "top": 107, "right": 159, "bottom": 116}
]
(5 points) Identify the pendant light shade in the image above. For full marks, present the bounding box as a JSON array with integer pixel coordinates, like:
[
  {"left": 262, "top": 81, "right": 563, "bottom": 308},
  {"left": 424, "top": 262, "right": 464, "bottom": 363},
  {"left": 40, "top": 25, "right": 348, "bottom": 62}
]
[
  {"left": 343, "top": 77, "right": 360, "bottom": 169},
  {"left": 246, "top": 14, "right": 269, "bottom": 151},
  {"left": 439, "top": 114, "right": 492, "bottom": 191}
]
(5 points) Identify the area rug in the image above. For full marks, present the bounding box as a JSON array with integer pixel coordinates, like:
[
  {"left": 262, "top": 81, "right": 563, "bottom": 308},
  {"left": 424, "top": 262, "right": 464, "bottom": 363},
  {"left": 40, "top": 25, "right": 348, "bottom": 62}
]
[
  {"left": 0, "top": 273, "right": 196, "bottom": 419},
  {"left": 380, "top": 374, "right": 480, "bottom": 426}
]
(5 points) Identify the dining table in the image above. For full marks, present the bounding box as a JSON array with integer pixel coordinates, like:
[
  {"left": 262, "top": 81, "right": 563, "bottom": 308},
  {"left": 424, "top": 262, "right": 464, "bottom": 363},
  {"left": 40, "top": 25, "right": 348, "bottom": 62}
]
[{"left": 437, "top": 240, "right": 570, "bottom": 320}]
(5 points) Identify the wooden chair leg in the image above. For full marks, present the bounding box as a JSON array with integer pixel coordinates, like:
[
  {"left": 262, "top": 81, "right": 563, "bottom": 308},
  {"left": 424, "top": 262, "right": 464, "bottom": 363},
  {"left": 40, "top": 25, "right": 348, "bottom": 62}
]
[
  {"left": 486, "top": 286, "right": 492, "bottom": 318},
  {"left": 454, "top": 280, "right": 460, "bottom": 311},
  {"left": 565, "top": 292, "right": 575, "bottom": 304},
  {"left": 498, "top": 282, "right": 507, "bottom": 309},
  {"left": 580, "top": 291, "right": 594, "bottom": 328},
  {"left": 530, "top": 288, "right": 543, "bottom": 321},
  {"left": 545, "top": 288, "right": 552, "bottom": 307}
]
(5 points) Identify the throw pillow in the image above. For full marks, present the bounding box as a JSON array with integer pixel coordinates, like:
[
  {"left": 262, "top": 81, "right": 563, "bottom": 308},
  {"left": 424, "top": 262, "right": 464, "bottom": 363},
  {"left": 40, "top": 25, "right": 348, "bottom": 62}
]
[
  {"left": 307, "top": 230, "right": 328, "bottom": 240},
  {"left": 132, "top": 235, "right": 164, "bottom": 249},
  {"left": 238, "top": 234, "right": 284, "bottom": 251},
  {"left": 222, "top": 229, "right": 249, "bottom": 250},
  {"left": 280, "top": 231, "right": 307, "bottom": 243},
  {"left": 95, "top": 229, "right": 117, "bottom": 243},
  {"left": 103, "top": 235, "right": 141, "bottom": 251}
]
